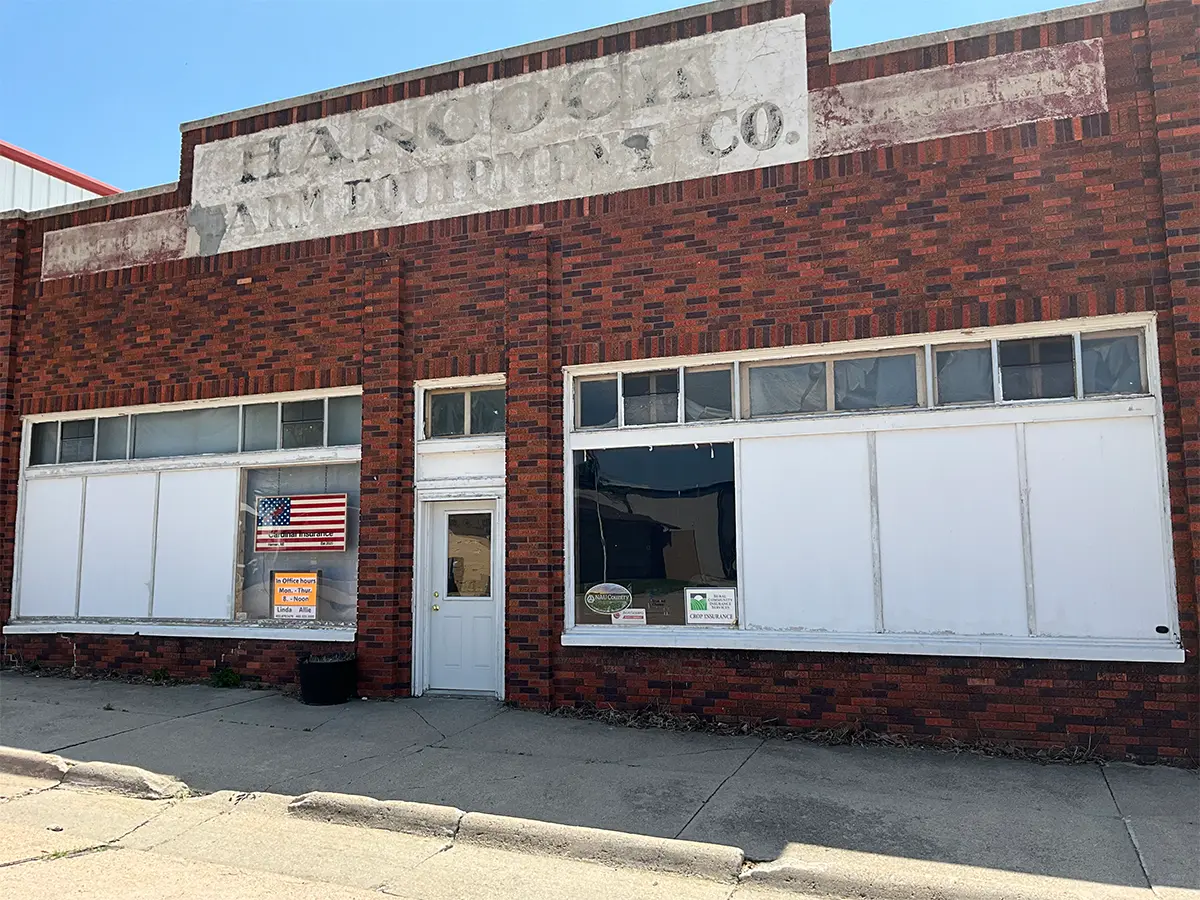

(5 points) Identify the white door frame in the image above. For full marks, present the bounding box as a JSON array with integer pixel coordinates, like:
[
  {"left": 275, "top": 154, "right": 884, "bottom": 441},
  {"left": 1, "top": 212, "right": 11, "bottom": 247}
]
[{"left": 412, "top": 480, "right": 505, "bottom": 698}]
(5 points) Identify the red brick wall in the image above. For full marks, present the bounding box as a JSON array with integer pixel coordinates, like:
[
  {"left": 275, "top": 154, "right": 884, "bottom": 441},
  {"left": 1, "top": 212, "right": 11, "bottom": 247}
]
[
  {"left": 1, "top": 2, "right": 1196, "bottom": 759},
  {"left": 1, "top": 632, "right": 346, "bottom": 685}
]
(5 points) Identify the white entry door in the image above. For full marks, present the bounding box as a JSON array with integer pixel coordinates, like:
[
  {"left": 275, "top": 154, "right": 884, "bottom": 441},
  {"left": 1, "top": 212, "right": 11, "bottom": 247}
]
[{"left": 427, "top": 500, "right": 501, "bottom": 695}]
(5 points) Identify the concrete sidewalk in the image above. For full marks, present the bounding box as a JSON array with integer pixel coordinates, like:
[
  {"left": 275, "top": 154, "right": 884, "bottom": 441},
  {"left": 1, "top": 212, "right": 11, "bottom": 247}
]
[{"left": 1, "top": 671, "right": 1196, "bottom": 897}]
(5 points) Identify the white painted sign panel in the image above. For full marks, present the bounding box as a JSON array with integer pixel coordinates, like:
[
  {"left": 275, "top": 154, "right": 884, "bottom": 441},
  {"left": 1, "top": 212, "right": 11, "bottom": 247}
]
[{"left": 190, "top": 16, "right": 808, "bottom": 254}]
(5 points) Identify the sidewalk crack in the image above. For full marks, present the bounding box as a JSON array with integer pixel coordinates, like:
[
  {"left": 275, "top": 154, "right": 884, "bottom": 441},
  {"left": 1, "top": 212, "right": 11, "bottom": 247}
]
[
  {"left": 47, "top": 694, "right": 270, "bottom": 754},
  {"left": 673, "top": 739, "right": 764, "bottom": 841},
  {"left": 1101, "top": 765, "right": 1159, "bottom": 897}
]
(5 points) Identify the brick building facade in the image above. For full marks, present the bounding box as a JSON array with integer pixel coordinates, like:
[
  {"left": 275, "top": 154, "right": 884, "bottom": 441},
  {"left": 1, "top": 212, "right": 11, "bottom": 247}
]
[{"left": 1, "top": 0, "right": 1196, "bottom": 761}]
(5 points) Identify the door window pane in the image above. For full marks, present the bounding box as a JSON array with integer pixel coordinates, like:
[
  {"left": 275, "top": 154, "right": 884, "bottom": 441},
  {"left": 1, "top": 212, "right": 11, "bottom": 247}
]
[
  {"left": 999, "top": 337, "right": 1075, "bottom": 400},
  {"left": 936, "top": 347, "right": 994, "bottom": 405},
  {"left": 574, "top": 444, "right": 736, "bottom": 626},
  {"left": 577, "top": 379, "right": 617, "bottom": 428},
  {"left": 327, "top": 395, "right": 362, "bottom": 445},
  {"left": 59, "top": 420, "right": 95, "bottom": 463},
  {"left": 1082, "top": 335, "right": 1142, "bottom": 395},
  {"left": 685, "top": 368, "right": 733, "bottom": 421},
  {"left": 282, "top": 400, "right": 324, "bottom": 449},
  {"left": 96, "top": 416, "right": 130, "bottom": 461},
  {"left": 834, "top": 355, "right": 919, "bottom": 410},
  {"left": 623, "top": 371, "right": 679, "bottom": 425},
  {"left": 243, "top": 403, "right": 279, "bottom": 452},
  {"left": 469, "top": 389, "right": 505, "bottom": 435},
  {"left": 133, "top": 407, "right": 239, "bottom": 459},
  {"left": 428, "top": 392, "right": 465, "bottom": 437},
  {"left": 447, "top": 513, "right": 492, "bottom": 597},
  {"left": 29, "top": 422, "right": 57, "bottom": 466},
  {"left": 749, "top": 363, "right": 826, "bottom": 416}
]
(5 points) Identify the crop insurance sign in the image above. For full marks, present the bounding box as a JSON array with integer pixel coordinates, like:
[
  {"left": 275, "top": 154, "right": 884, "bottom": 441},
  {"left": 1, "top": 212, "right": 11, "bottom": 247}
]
[{"left": 189, "top": 16, "right": 809, "bottom": 254}]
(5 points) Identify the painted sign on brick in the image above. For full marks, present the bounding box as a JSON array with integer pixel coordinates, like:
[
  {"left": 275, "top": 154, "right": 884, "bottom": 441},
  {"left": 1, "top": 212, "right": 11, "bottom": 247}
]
[{"left": 188, "top": 16, "right": 810, "bottom": 254}]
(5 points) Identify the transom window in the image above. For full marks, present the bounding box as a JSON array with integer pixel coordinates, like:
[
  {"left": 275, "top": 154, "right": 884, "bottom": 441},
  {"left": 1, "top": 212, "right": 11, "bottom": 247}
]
[
  {"left": 572, "top": 326, "right": 1147, "bottom": 431},
  {"left": 27, "top": 393, "right": 362, "bottom": 466},
  {"left": 424, "top": 387, "right": 505, "bottom": 438}
]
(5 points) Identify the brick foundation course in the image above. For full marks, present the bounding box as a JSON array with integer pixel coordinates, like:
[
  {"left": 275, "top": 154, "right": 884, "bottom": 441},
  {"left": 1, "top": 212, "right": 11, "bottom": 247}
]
[{"left": 0, "top": 1, "right": 1196, "bottom": 761}]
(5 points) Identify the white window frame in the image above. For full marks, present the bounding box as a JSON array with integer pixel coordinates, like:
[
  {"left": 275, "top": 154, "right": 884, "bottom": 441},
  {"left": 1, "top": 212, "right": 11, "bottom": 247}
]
[
  {"left": 560, "top": 312, "right": 1182, "bottom": 663},
  {"left": 418, "top": 374, "right": 506, "bottom": 442},
  {"left": 8, "top": 386, "right": 363, "bottom": 642}
]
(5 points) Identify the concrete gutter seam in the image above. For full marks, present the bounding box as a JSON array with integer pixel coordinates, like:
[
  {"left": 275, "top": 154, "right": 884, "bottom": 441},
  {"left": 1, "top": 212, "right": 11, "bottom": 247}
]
[
  {"left": 0, "top": 746, "right": 189, "bottom": 801},
  {"left": 287, "top": 791, "right": 745, "bottom": 882}
]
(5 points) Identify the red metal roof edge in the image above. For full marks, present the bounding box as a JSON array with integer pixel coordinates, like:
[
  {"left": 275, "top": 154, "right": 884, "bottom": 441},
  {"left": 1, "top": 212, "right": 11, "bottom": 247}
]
[{"left": 0, "top": 140, "right": 120, "bottom": 197}]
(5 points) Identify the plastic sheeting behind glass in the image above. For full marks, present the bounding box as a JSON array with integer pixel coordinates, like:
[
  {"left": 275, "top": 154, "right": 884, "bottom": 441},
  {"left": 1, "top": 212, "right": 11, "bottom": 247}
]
[
  {"left": 936, "top": 347, "right": 994, "bottom": 405},
  {"left": 1082, "top": 335, "right": 1143, "bottom": 395},
  {"left": 240, "top": 463, "right": 359, "bottom": 623},
  {"left": 749, "top": 363, "right": 826, "bottom": 416},
  {"left": 133, "top": 407, "right": 239, "bottom": 459},
  {"left": 834, "top": 355, "right": 918, "bottom": 410}
]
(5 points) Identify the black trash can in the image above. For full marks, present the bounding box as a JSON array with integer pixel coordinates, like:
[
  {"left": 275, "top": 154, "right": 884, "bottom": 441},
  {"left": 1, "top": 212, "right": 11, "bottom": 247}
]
[{"left": 298, "top": 652, "right": 357, "bottom": 705}]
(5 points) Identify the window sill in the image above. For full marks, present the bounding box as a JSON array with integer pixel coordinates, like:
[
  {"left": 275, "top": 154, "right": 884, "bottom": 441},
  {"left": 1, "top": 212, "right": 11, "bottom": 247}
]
[
  {"left": 3, "top": 619, "right": 356, "bottom": 642},
  {"left": 559, "top": 626, "right": 1185, "bottom": 663}
]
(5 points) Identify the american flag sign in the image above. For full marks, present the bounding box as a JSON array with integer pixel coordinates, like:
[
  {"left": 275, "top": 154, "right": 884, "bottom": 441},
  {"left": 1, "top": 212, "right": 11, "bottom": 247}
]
[{"left": 255, "top": 494, "right": 348, "bottom": 552}]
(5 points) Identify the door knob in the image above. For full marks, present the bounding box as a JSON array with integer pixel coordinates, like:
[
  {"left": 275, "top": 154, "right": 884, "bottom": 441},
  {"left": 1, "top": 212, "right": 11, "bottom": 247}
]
[{"left": 432, "top": 605, "right": 440, "bottom": 611}]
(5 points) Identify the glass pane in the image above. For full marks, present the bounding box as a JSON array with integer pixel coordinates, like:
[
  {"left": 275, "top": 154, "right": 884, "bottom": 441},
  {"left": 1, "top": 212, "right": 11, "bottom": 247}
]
[
  {"left": 96, "top": 416, "right": 129, "bottom": 461},
  {"left": 1082, "top": 335, "right": 1142, "bottom": 395},
  {"left": 834, "top": 355, "right": 919, "bottom": 410},
  {"left": 243, "top": 403, "right": 279, "bottom": 451},
  {"left": 469, "top": 389, "right": 505, "bottom": 435},
  {"left": 999, "top": 337, "right": 1075, "bottom": 400},
  {"left": 446, "top": 513, "right": 492, "bottom": 597},
  {"left": 133, "top": 407, "right": 239, "bottom": 459},
  {"left": 685, "top": 368, "right": 733, "bottom": 421},
  {"left": 936, "top": 348, "right": 994, "bottom": 405},
  {"left": 574, "top": 444, "right": 736, "bottom": 626},
  {"left": 282, "top": 400, "right": 324, "bottom": 449},
  {"left": 240, "top": 463, "right": 360, "bottom": 623},
  {"left": 58, "top": 419, "right": 95, "bottom": 463},
  {"left": 577, "top": 379, "right": 617, "bottom": 428},
  {"left": 749, "top": 363, "right": 826, "bottom": 416},
  {"left": 328, "top": 395, "right": 362, "bottom": 445},
  {"left": 29, "top": 422, "right": 57, "bottom": 466},
  {"left": 428, "top": 392, "right": 465, "bottom": 437},
  {"left": 623, "top": 370, "right": 679, "bottom": 425}
]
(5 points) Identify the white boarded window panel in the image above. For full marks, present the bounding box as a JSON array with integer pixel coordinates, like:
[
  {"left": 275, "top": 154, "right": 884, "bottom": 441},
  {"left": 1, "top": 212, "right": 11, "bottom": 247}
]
[
  {"left": 876, "top": 426, "right": 1028, "bottom": 635},
  {"left": 1025, "top": 417, "right": 1173, "bottom": 639},
  {"left": 18, "top": 478, "right": 84, "bottom": 617},
  {"left": 741, "top": 433, "right": 876, "bottom": 632},
  {"left": 151, "top": 469, "right": 239, "bottom": 619},
  {"left": 78, "top": 473, "right": 158, "bottom": 618}
]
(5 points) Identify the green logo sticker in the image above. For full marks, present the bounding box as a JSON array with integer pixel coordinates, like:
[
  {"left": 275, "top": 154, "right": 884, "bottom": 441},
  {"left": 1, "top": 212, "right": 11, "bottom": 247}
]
[
  {"left": 584, "top": 582, "right": 633, "bottom": 614},
  {"left": 689, "top": 594, "right": 708, "bottom": 611}
]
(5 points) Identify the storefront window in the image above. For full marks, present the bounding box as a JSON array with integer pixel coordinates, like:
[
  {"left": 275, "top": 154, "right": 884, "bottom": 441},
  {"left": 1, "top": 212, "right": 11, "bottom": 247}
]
[
  {"left": 574, "top": 444, "right": 736, "bottom": 625},
  {"left": 239, "top": 463, "right": 360, "bottom": 624}
]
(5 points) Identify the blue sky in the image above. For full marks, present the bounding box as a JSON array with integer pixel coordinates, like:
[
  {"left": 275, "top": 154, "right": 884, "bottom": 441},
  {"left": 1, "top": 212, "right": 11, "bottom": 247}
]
[{"left": 4, "top": 0, "right": 1067, "bottom": 192}]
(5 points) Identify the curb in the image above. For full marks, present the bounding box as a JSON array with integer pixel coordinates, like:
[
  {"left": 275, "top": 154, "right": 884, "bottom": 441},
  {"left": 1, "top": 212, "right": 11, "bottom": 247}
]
[
  {"left": 458, "top": 810, "right": 745, "bottom": 881},
  {"left": 0, "top": 745, "right": 72, "bottom": 781},
  {"left": 739, "top": 846, "right": 1151, "bottom": 900},
  {"left": 288, "top": 791, "right": 463, "bottom": 838},
  {"left": 0, "top": 746, "right": 189, "bottom": 800},
  {"left": 286, "top": 790, "right": 743, "bottom": 881}
]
